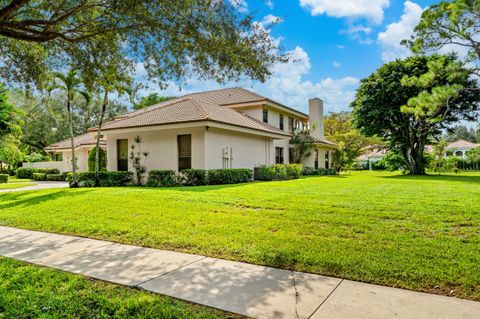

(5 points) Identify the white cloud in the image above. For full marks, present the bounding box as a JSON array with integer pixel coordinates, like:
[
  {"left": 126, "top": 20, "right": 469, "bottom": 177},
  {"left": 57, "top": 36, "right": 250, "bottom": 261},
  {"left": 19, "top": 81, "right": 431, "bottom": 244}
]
[
  {"left": 134, "top": 46, "right": 359, "bottom": 114},
  {"left": 230, "top": 0, "right": 248, "bottom": 13},
  {"left": 300, "top": 0, "right": 390, "bottom": 24},
  {"left": 260, "top": 14, "right": 283, "bottom": 26},
  {"left": 378, "top": 1, "right": 423, "bottom": 62},
  {"left": 265, "top": 0, "right": 274, "bottom": 9},
  {"left": 332, "top": 61, "right": 341, "bottom": 68},
  {"left": 336, "top": 45, "right": 346, "bottom": 49}
]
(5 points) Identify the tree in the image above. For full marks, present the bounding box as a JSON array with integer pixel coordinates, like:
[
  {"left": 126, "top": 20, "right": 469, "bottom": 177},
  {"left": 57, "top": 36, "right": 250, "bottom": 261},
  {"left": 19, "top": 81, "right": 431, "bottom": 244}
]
[
  {"left": 133, "top": 93, "right": 175, "bottom": 110},
  {"left": 324, "top": 112, "right": 382, "bottom": 171},
  {"left": 444, "top": 125, "right": 479, "bottom": 143},
  {"left": 0, "top": 1, "right": 285, "bottom": 89},
  {"left": 88, "top": 146, "right": 107, "bottom": 172},
  {"left": 379, "top": 151, "right": 407, "bottom": 172},
  {"left": 49, "top": 70, "right": 90, "bottom": 187},
  {"left": 289, "top": 130, "right": 315, "bottom": 164},
  {"left": 352, "top": 55, "right": 479, "bottom": 175},
  {"left": 404, "top": 0, "right": 480, "bottom": 64},
  {"left": 0, "top": 83, "right": 22, "bottom": 142}
]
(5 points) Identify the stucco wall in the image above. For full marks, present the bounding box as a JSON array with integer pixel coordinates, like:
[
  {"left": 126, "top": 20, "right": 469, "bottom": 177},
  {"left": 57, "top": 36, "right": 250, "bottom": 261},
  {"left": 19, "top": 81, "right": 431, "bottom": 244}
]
[
  {"left": 204, "top": 128, "right": 275, "bottom": 169},
  {"left": 105, "top": 127, "right": 205, "bottom": 172}
]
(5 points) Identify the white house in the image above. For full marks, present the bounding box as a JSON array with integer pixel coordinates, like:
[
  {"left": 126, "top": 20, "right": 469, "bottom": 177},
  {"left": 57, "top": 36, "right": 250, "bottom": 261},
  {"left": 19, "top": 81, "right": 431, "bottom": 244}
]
[
  {"left": 41, "top": 88, "right": 336, "bottom": 173},
  {"left": 445, "top": 140, "right": 480, "bottom": 158}
]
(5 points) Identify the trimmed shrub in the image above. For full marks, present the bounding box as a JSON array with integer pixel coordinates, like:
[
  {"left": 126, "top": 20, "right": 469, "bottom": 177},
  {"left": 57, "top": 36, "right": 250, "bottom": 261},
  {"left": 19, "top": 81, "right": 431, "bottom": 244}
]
[
  {"left": 67, "top": 171, "right": 133, "bottom": 187},
  {"left": 286, "top": 164, "right": 303, "bottom": 179},
  {"left": 88, "top": 146, "right": 107, "bottom": 172},
  {"left": 0, "top": 174, "right": 8, "bottom": 183},
  {"left": 208, "top": 169, "right": 253, "bottom": 185},
  {"left": 181, "top": 169, "right": 207, "bottom": 186},
  {"left": 302, "top": 166, "right": 316, "bottom": 175},
  {"left": 254, "top": 164, "right": 289, "bottom": 181},
  {"left": 16, "top": 167, "right": 60, "bottom": 179},
  {"left": 46, "top": 174, "right": 65, "bottom": 181},
  {"left": 32, "top": 173, "right": 47, "bottom": 181},
  {"left": 146, "top": 170, "right": 178, "bottom": 187}
]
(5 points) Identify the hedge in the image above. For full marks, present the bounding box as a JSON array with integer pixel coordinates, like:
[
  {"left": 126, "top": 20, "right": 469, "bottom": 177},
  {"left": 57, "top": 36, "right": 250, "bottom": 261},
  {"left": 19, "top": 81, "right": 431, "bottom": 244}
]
[
  {"left": 67, "top": 171, "right": 133, "bottom": 187},
  {"left": 181, "top": 169, "right": 207, "bottom": 186},
  {"left": 16, "top": 167, "right": 60, "bottom": 179},
  {"left": 302, "top": 167, "right": 337, "bottom": 176},
  {"left": 0, "top": 174, "right": 8, "bottom": 183},
  {"left": 208, "top": 169, "right": 253, "bottom": 185},
  {"left": 254, "top": 164, "right": 303, "bottom": 181},
  {"left": 46, "top": 174, "right": 65, "bottom": 181},
  {"left": 32, "top": 173, "right": 47, "bottom": 181},
  {"left": 146, "top": 170, "right": 178, "bottom": 187}
]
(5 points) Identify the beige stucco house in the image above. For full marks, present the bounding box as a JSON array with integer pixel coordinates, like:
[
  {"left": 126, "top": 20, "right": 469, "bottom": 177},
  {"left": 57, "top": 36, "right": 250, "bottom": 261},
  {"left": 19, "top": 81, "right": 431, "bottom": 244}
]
[{"left": 38, "top": 88, "right": 336, "bottom": 173}]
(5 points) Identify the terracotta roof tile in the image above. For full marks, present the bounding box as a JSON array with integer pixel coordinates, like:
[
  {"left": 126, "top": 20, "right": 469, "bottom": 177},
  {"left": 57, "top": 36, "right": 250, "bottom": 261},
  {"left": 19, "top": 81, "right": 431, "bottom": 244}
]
[
  {"left": 447, "top": 140, "right": 480, "bottom": 149},
  {"left": 45, "top": 133, "right": 106, "bottom": 151}
]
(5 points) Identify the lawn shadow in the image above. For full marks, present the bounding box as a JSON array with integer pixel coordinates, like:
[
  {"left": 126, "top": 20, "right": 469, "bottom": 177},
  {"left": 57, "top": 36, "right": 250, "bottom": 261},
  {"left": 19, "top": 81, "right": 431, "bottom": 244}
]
[
  {"left": 154, "top": 183, "right": 254, "bottom": 193},
  {"left": 0, "top": 189, "right": 94, "bottom": 210},
  {"left": 380, "top": 174, "right": 480, "bottom": 184}
]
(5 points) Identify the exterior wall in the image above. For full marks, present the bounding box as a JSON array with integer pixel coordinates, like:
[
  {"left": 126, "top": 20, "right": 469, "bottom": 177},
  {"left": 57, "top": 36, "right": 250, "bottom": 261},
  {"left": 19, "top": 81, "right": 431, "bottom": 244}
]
[
  {"left": 105, "top": 127, "right": 205, "bottom": 172},
  {"left": 62, "top": 147, "right": 90, "bottom": 172},
  {"left": 204, "top": 127, "right": 275, "bottom": 169},
  {"left": 273, "top": 139, "right": 290, "bottom": 164},
  {"left": 302, "top": 148, "right": 334, "bottom": 169},
  {"left": 235, "top": 105, "right": 306, "bottom": 133}
]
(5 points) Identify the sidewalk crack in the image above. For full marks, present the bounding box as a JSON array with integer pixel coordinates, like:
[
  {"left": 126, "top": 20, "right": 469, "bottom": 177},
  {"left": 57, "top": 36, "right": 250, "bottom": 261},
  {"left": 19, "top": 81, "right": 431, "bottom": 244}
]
[
  {"left": 292, "top": 271, "right": 300, "bottom": 319},
  {"left": 308, "top": 279, "right": 344, "bottom": 319}
]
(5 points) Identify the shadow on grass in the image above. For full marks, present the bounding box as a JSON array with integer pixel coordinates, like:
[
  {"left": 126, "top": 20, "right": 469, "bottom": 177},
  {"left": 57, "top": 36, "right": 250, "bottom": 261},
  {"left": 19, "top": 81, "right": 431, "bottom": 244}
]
[
  {"left": 0, "top": 189, "right": 94, "bottom": 210},
  {"left": 381, "top": 174, "right": 480, "bottom": 184}
]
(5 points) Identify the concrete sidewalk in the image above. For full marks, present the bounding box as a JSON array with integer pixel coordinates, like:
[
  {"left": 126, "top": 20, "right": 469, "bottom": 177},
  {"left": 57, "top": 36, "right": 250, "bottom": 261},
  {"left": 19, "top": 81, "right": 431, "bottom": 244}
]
[
  {"left": 0, "top": 181, "right": 69, "bottom": 193},
  {"left": 0, "top": 226, "right": 478, "bottom": 319}
]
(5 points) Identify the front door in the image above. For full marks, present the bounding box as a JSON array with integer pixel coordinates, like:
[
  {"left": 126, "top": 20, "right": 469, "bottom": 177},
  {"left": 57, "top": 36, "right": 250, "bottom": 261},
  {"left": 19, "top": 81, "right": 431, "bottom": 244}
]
[{"left": 117, "top": 139, "right": 128, "bottom": 171}]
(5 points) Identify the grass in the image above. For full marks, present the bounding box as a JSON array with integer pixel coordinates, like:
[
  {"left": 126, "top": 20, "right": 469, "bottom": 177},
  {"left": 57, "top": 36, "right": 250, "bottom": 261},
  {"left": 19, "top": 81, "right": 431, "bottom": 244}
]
[
  {"left": 0, "top": 257, "right": 236, "bottom": 318},
  {"left": 0, "top": 171, "right": 479, "bottom": 301},
  {"left": 0, "top": 177, "right": 35, "bottom": 190}
]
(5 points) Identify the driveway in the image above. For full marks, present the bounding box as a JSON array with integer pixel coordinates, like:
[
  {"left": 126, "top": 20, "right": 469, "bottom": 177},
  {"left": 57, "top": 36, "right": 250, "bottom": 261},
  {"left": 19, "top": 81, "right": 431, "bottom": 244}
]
[{"left": 0, "top": 181, "right": 69, "bottom": 193}]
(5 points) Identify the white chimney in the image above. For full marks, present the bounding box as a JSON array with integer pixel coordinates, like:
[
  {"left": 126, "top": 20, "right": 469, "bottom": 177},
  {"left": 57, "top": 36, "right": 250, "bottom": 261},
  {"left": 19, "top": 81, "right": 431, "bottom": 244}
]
[{"left": 309, "top": 98, "right": 324, "bottom": 139}]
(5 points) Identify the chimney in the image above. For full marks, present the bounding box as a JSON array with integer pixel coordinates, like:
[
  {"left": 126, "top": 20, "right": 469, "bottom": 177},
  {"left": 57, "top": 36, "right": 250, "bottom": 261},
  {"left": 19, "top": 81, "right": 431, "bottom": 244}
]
[{"left": 309, "top": 98, "right": 324, "bottom": 139}]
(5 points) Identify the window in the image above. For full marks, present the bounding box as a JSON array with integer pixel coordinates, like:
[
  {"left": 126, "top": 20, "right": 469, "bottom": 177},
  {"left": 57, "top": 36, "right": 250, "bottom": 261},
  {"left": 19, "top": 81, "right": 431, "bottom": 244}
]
[
  {"left": 178, "top": 134, "right": 192, "bottom": 171},
  {"left": 288, "top": 117, "right": 294, "bottom": 133},
  {"left": 54, "top": 153, "right": 63, "bottom": 161},
  {"left": 455, "top": 151, "right": 463, "bottom": 157},
  {"left": 275, "top": 147, "right": 284, "bottom": 164},
  {"left": 314, "top": 150, "right": 319, "bottom": 169},
  {"left": 279, "top": 114, "right": 284, "bottom": 130},
  {"left": 263, "top": 109, "right": 268, "bottom": 123},
  {"left": 325, "top": 150, "right": 330, "bottom": 169},
  {"left": 117, "top": 139, "right": 129, "bottom": 171}
]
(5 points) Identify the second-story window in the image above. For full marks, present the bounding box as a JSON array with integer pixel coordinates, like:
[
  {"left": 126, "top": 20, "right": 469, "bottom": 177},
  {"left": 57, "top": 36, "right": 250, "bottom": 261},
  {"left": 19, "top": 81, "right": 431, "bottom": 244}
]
[
  {"left": 263, "top": 109, "right": 268, "bottom": 123},
  {"left": 279, "top": 114, "right": 284, "bottom": 130},
  {"left": 288, "top": 117, "right": 294, "bottom": 133}
]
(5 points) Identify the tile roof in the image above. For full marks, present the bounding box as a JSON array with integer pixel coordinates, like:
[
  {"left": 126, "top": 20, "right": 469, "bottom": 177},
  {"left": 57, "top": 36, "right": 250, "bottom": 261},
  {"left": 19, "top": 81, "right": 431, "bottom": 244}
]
[
  {"left": 447, "top": 139, "right": 480, "bottom": 149},
  {"left": 313, "top": 137, "right": 337, "bottom": 147},
  {"left": 44, "top": 133, "right": 106, "bottom": 151},
  {"left": 98, "top": 89, "right": 292, "bottom": 137}
]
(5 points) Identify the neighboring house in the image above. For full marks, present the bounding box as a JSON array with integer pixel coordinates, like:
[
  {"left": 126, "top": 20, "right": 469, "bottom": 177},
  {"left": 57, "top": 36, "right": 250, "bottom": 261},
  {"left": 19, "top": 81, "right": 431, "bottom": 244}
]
[
  {"left": 445, "top": 140, "right": 480, "bottom": 158},
  {"left": 357, "top": 147, "right": 388, "bottom": 170},
  {"left": 41, "top": 88, "right": 336, "bottom": 173},
  {"left": 23, "top": 134, "right": 106, "bottom": 173}
]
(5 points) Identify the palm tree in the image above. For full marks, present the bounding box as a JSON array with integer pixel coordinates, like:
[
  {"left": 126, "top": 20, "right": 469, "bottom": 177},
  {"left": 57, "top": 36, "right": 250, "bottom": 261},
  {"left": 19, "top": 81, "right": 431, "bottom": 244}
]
[{"left": 49, "top": 69, "right": 89, "bottom": 188}]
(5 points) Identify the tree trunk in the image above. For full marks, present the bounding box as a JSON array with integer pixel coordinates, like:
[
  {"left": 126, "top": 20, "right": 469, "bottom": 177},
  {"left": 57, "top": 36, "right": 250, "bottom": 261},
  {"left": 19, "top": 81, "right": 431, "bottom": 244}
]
[
  {"left": 94, "top": 90, "right": 108, "bottom": 186},
  {"left": 67, "top": 99, "right": 78, "bottom": 188},
  {"left": 404, "top": 136, "right": 427, "bottom": 175}
]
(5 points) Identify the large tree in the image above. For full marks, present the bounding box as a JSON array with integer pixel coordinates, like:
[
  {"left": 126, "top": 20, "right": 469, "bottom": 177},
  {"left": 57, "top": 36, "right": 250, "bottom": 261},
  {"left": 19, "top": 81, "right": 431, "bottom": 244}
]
[
  {"left": 444, "top": 124, "right": 479, "bottom": 142},
  {"left": 0, "top": 0, "right": 285, "bottom": 89},
  {"left": 352, "top": 55, "right": 479, "bottom": 175},
  {"left": 0, "top": 83, "right": 22, "bottom": 142},
  {"left": 133, "top": 93, "right": 174, "bottom": 110},
  {"left": 404, "top": 0, "right": 480, "bottom": 64}
]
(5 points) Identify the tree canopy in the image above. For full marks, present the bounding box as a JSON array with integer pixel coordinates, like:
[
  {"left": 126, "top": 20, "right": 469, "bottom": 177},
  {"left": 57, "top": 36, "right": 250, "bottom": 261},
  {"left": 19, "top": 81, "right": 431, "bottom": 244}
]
[
  {"left": 0, "top": 82, "right": 22, "bottom": 141},
  {"left": 0, "top": 0, "right": 285, "bottom": 89},
  {"left": 352, "top": 55, "right": 479, "bottom": 175},
  {"left": 133, "top": 93, "right": 174, "bottom": 110}
]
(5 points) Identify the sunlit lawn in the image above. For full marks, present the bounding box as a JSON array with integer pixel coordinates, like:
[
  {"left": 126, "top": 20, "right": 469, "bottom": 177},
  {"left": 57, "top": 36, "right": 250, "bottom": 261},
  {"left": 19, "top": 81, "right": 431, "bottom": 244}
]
[
  {"left": 0, "top": 177, "right": 35, "bottom": 190},
  {"left": 0, "top": 171, "right": 479, "bottom": 300},
  {"left": 0, "top": 257, "right": 235, "bottom": 318}
]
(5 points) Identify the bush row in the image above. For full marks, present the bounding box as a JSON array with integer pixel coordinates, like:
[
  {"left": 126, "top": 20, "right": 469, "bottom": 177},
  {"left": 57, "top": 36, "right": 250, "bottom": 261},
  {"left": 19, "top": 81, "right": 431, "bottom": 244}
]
[
  {"left": 16, "top": 167, "right": 60, "bottom": 179},
  {"left": 302, "top": 167, "right": 338, "bottom": 176},
  {"left": 254, "top": 164, "right": 303, "bottom": 181},
  {"left": 67, "top": 171, "right": 134, "bottom": 187},
  {"left": 146, "top": 168, "right": 253, "bottom": 187},
  {"left": 0, "top": 174, "right": 8, "bottom": 183}
]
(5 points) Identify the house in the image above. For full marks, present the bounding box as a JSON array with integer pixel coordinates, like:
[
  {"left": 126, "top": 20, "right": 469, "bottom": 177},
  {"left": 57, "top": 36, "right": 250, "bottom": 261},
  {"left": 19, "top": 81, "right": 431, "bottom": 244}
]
[
  {"left": 41, "top": 88, "right": 336, "bottom": 173},
  {"left": 356, "top": 147, "right": 388, "bottom": 170},
  {"left": 23, "top": 134, "right": 106, "bottom": 173},
  {"left": 445, "top": 140, "right": 480, "bottom": 157}
]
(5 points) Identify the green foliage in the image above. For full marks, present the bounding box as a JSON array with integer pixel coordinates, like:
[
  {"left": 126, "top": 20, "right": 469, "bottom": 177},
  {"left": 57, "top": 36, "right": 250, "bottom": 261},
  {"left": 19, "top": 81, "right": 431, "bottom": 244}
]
[
  {"left": 129, "top": 136, "right": 148, "bottom": 185},
  {"left": 181, "top": 169, "right": 208, "bottom": 186},
  {"left": 352, "top": 55, "right": 479, "bottom": 175},
  {"left": 24, "top": 152, "right": 48, "bottom": 163},
  {"left": 133, "top": 94, "right": 174, "bottom": 110},
  {"left": 46, "top": 174, "right": 65, "bottom": 182},
  {"left": 255, "top": 164, "right": 304, "bottom": 181},
  {"left": 289, "top": 131, "right": 316, "bottom": 164},
  {"left": 32, "top": 173, "right": 47, "bottom": 181},
  {"left": 445, "top": 125, "right": 479, "bottom": 143},
  {"left": 15, "top": 167, "right": 59, "bottom": 179},
  {"left": 379, "top": 151, "right": 407, "bottom": 172},
  {"left": 146, "top": 170, "right": 178, "bottom": 187},
  {"left": 302, "top": 167, "right": 337, "bottom": 176},
  {"left": 207, "top": 169, "right": 253, "bottom": 185},
  {"left": 88, "top": 147, "right": 107, "bottom": 172},
  {"left": 0, "top": 174, "right": 8, "bottom": 183},
  {"left": 67, "top": 171, "right": 134, "bottom": 187},
  {"left": 0, "top": 83, "right": 23, "bottom": 141},
  {"left": 285, "top": 164, "right": 303, "bottom": 179}
]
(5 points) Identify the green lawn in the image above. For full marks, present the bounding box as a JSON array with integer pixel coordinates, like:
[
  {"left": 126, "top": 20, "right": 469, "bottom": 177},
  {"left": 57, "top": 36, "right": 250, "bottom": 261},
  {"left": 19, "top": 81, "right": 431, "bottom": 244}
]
[
  {"left": 0, "top": 178, "right": 35, "bottom": 190},
  {"left": 0, "top": 257, "right": 235, "bottom": 318},
  {"left": 0, "top": 171, "right": 479, "bottom": 301}
]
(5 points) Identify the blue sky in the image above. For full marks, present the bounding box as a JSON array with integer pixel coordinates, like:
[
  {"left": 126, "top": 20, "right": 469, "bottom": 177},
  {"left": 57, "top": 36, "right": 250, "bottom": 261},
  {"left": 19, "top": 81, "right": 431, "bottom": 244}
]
[{"left": 137, "top": 0, "right": 442, "bottom": 114}]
